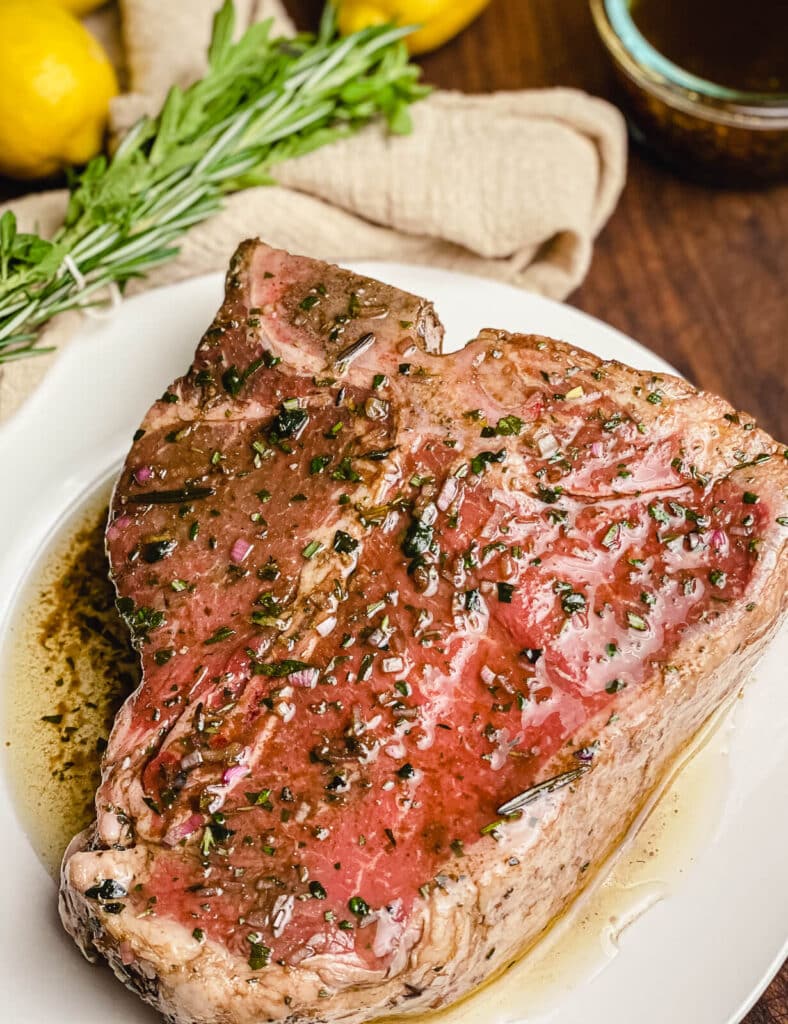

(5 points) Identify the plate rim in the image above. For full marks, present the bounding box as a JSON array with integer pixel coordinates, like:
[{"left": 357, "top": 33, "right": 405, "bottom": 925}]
[{"left": 0, "top": 263, "right": 784, "bottom": 1024}]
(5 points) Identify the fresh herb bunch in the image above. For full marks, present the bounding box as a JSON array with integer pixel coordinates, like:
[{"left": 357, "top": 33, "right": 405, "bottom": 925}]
[{"left": 0, "top": 2, "right": 427, "bottom": 364}]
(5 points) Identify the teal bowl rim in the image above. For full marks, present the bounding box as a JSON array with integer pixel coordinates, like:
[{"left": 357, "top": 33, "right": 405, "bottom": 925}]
[{"left": 591, "top": 0, "right": 788, "bottom": 124}]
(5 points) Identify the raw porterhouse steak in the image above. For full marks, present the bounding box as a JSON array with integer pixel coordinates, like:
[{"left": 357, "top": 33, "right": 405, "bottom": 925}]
[{"left": 61, "top": 241, "right": 788, "bottom": 1024}]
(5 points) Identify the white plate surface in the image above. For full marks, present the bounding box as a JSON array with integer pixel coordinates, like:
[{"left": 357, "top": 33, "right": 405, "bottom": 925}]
[{"left": 0, "top": 264, "right": 785, "bottom": 1024}]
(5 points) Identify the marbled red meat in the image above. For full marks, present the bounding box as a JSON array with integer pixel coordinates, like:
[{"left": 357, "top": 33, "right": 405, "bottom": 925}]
[{"left": 60, "top": 241, "right": 788, "bottom": 1024}]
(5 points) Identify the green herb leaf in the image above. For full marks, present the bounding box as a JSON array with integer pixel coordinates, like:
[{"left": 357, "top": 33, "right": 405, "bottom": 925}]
[{"left": 0, "top": 8, "right": 428, "bottom": 363}]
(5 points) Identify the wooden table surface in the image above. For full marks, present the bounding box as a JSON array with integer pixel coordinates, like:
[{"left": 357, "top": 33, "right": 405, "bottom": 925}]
[
  {"left": 289, "top": 2, "right": 788, "bottom": 1021},
  {"left": 0, "top": 0, "right": 785, "bottom": 1019}
]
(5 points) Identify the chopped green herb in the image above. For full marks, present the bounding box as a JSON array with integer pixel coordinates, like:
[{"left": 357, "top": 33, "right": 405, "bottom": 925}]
[
  {"left": 601, "top": 522, "right": 620, "bottom": 548},
  {"left": 602, "top": 412, "right": 624, "bottom": 431},
  {"left": 496, "top": 414, "right": 523, "bottom": 436},
  {"left": 116, "top": 599, "right": 166, "bottom": 643},
  {"left": 142, "top": 538, "right": 177, "bottom": 563},
  {"left": 402, "top": 519, "right": 433, "bottom": 559},
  {"left": 554, "top": 581, "right": 586, "bottom": 615},
  {"left": 333, "top": 530, "right": 358, "bottom": 554},
  {"left": 251, "top": 659, "right": 312, "bottom": 678},
  {"left": 221, "top": 365, "right": 243, "bottom": 396},
  {"left": 248, "top": 938, "right": 271, "bottom": 970},
  {"left": 204, "top": 626, "right": 236, "bottom": 645},
  {"left": 470, "top": 449, "right": 506, "bottom": 475},
  {"left": 270, "top": 402, "right": 309, "bottom": 441},
  {"left": 245, "top": 789, "right": 272, "bottom": 806},
  {"left": 648, "top": 502, "right": 670, "bottom": 525},
  {"left": 330, "top": 457, "right": 361, "bottom": 482},
  {"left": 302, "top": 540, "right": 323, "bottom": 559},
  {"left": 536, "top": 484, "right": 562, "bottom": 504},
  {"left": 348, "top": 896, "right": 370, "bottom": 918}
]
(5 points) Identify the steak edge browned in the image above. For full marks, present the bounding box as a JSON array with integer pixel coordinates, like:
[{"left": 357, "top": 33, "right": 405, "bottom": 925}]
[{"left": 60, "top": 241, "right": 788, "bottom": 1024}]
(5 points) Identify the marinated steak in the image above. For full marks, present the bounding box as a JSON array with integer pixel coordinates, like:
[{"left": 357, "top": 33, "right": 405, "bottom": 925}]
[{"left": 60, "top": 241, "right": 788, "bottom": 1024}]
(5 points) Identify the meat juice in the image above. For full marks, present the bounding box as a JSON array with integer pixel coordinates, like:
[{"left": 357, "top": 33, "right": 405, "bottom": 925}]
[{"left": 2, "top": 473, "right": 735, "bottom": 1017}]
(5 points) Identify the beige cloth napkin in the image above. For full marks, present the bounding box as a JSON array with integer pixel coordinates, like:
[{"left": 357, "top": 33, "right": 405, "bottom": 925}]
[{"left": 0, "top": 0, "right": 626, "bottom": 422}]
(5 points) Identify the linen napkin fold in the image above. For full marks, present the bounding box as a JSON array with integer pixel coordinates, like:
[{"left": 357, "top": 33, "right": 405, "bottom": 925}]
[{"left": 0, "top": 0, "right": 626, "bottom": 423}]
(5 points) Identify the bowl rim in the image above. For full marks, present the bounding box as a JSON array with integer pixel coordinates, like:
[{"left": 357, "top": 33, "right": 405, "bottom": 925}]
[{"left": 590, "top": 0, "right": 788, "bottom": 128}]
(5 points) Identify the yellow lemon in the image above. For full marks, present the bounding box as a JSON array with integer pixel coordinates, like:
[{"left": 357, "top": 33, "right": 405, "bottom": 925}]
[
  {"left": 337, "top": 0, "right": 491, "bottom": 55},
  {"left": 43, "top": 0, "right": 108, "bottom": 13},
  {"left": 0, "top": 0, "right": 118, "bottom": 179}
]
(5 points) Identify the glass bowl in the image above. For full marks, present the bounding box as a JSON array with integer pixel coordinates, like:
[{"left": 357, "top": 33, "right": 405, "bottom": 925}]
[{"left": 590, "top": 0, "right": 788, "bottom": 184}]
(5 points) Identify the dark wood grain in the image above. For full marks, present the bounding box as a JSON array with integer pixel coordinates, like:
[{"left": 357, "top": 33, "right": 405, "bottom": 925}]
[
  {"left": 284, "top": 0, "right": 788, "bottom": 444},
  {"left": 0, "top": 0, "right": 785, "bottom": 1017},
  {"left": 288, "top": 2, "right": 788, "bottom": 1020}
]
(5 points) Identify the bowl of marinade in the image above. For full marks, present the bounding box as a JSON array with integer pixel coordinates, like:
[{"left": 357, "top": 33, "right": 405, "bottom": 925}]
[{"left": 590, "top": 0, "right": 788, "bottom": 183}]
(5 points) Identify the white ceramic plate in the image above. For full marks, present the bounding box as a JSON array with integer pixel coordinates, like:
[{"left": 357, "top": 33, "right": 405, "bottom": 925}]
[{"left": 0, "top": 265, "right": 785, "bottom": 1024}]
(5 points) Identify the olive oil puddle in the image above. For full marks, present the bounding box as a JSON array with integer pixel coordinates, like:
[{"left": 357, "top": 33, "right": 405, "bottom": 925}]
[
  {"left": 3, "top": 479, "right": 139, "bottom": 877},
  {"left": 385, "top": 694, "right": 737, "bottom": 1023},
  {"left": 3, "top": 479, "right": 734, "bottom": 1017}
]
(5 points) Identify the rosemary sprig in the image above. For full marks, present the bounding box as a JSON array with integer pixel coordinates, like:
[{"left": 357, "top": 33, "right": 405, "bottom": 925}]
[
  {"left": 0, "top": 2, "right": 427, "bottom": 364},
  {"left": 496, "top": 764, "right": 591, "bottom": 817}
]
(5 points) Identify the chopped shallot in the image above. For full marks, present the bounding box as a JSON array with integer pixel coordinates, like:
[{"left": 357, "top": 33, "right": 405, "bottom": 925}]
[
  {"left": 230, "top": 538, "right": 253, "bottom": 563},
  {"left": 537, "top": 433, "right": 559, "bottom": 458},
  {"left": 480, "top": 664, "right": 497, "bottom": 685},
  {"left": 289, "top": 667, "right": 319, "bottom": 688},
  {"left": 709, "top": 529, "right": 729, "bottom": 554},
  {"left": 222, "top": 763, "right": 250, "bottom": 786},
  {"left": 162, "top": 813, "right": 204, "bottom": 847},
  {"left": 315, "top": 616, "right": 337, "bottom": 637},
  {"left": 181, "top": 749, "right": 203, "bottom": 770},
  {"left": 436, "top": 476, "right": 459, "bottom": 512}
]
